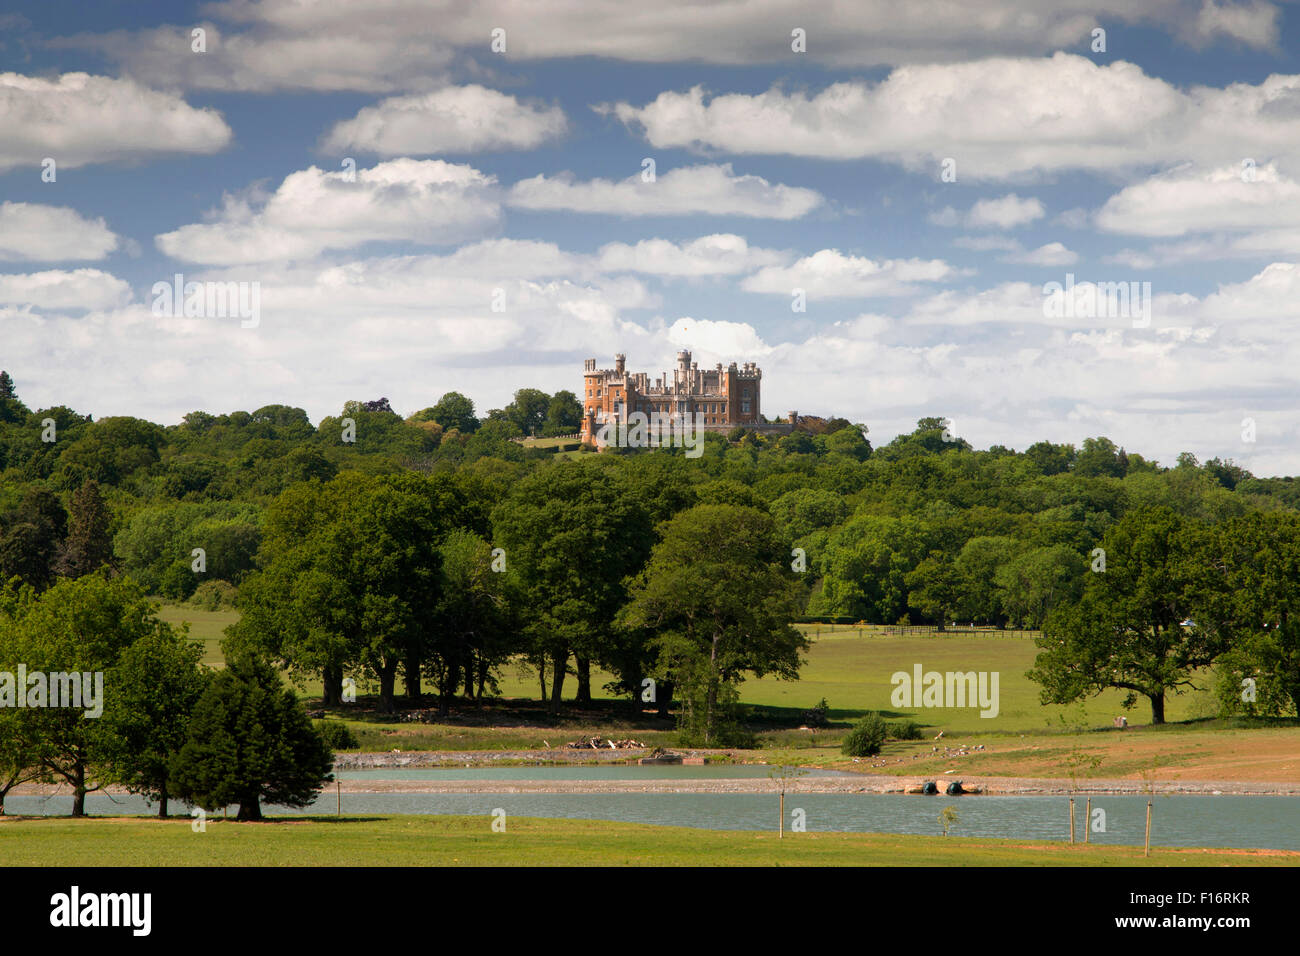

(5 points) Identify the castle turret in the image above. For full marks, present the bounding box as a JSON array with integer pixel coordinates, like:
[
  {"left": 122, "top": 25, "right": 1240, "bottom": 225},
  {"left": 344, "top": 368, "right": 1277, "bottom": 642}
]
[{"left": 581, "top": 351, "right": 767, "bottom": 447}]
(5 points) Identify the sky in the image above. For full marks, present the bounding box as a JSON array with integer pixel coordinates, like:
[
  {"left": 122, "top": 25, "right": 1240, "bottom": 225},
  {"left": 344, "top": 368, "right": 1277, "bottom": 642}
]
[{"left": 2, "top": 0, "right": 1299, "bottom": 474}]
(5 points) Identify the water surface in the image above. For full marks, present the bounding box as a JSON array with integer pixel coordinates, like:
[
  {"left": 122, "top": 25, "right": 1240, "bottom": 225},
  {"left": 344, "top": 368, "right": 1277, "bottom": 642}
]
[{"left": 8, "top": 785, "right": 1297, "bottom": 850}]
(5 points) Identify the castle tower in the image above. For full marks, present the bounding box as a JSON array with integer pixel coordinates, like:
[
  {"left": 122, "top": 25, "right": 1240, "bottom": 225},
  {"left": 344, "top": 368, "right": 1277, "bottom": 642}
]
[{"left": 581, "top": 351, "right": 766, "bottom": 447}]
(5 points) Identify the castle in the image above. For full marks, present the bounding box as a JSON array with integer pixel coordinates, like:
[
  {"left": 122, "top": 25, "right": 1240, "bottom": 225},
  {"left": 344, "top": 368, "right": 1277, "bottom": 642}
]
[{"left": 580, "top": 351, "right": 795, "bottom": 446}]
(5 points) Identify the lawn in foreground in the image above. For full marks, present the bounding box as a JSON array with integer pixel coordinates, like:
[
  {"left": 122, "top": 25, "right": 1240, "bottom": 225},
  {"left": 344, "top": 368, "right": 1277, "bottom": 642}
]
[{"left": 1, "top": 816, "right": 1292, "bottom": 867}]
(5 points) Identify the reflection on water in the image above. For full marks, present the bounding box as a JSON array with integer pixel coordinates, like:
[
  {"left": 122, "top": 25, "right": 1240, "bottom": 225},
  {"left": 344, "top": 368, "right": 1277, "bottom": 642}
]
[{"left": 8, "top": 786, "right": 1298, "bottom": 851}]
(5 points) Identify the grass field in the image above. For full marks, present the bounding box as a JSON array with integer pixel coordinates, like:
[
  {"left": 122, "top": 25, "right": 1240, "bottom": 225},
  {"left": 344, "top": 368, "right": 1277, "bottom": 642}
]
[
  {"left": 1, "top": 815, "right": 1292, "bottom": 866},
  {"left": 489, "top": 623, "right": 1219, "bottom": 733},
  {"left": 154, "top": 603, "right": 237, "bottom": 667},
  {"left": 346, "top": 720, "right": 681, "bottom": 753},
  {"left": 152, "top": 608, "right": 1215, "bottom": 733},
  {"left": 756, "top": 722, "right": 1300, "bottom": 780},
  {"left": 150, "top": 605, "right": 1299, "bottom": 783},
  {"left": 519, "top": 436, "right": 583, "bottom": 450}
]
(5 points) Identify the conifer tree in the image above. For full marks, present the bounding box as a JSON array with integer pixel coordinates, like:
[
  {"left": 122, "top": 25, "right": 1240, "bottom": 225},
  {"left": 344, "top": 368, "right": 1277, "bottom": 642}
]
[
  {"left": 171, "top": 653, "right": 333, "bottom": 821},
  {"left": 59, "top": 479, "right": 114, "bottom": 578}
]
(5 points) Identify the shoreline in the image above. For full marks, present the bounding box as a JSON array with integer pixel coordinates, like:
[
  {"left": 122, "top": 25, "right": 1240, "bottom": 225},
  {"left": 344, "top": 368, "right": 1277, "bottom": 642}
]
[
  {"left": 10, "top": 748, "right": 1300, "bottom": 797},
  {"left": 329, "top": 777, "right": 1300, "bottom": 795},
  {"left": 13, "top": 777, "right": 1299, "bottom": 797}
]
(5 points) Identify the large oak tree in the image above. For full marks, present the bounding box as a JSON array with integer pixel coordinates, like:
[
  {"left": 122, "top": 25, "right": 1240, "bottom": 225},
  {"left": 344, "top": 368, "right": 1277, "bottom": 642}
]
[
  {"left": 1029, "top": 507, "right": 1222, "bottom": 724},
  {"left": 620, "top": 504, "right": 809, "bottom": 744}
]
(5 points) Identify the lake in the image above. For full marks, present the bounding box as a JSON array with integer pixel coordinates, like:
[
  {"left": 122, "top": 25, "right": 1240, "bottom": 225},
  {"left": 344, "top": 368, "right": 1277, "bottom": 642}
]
[{"left": 8, "top": 766, "right": 1298, "bottom": 851}]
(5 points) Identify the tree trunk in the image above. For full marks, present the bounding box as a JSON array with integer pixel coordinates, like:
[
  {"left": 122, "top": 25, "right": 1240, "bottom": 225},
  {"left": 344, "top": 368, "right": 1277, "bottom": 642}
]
[
  {"left": 463, "top": 654, "right": 476, "bottom": 699},
  {"left": 438, "top": 668, "right": 452, "bottom": 718},
  {"left": 549, "top": 650, "right": 566, "bottom": 715},
  {"left": 377, "top": 660, "right": 398, "bottom": 713},
  {"left": 656, "top": 680, "right": 673, "bottom": 719},
  {"left": 1149, "top": 692, "right": 1165, "bottom": 725},
  {"left": 705, "top": 678, "right": 718, "bottom": 746},
  {"left": 158, "top": 787, "right": 169, "bottom": 819},
  {"left": 477, "top": 658, "right": 488, "bottom": 699},
  {"left": 447, "top": 661, "right": 461, "bottom": 703},
  {"left": 71, "top": 762, "right": 87, "bottom": 818},
  {"left": 705, "top": 634, "right": 721, "bottom": 746},
  {"left": 404, "top": 649, "right": 421, "bottom": 702},
  {"left": 237, "top": 799, "right": 262, "bottom": 821},
  {"left": 323, "top": 665, "right": 343, "bottom": 706},
  {"left": 538, "top": 658, "right": 547, "bottom": 703},
  {"left": 576, "top": 656, "right": 592, "bottom": 705}
]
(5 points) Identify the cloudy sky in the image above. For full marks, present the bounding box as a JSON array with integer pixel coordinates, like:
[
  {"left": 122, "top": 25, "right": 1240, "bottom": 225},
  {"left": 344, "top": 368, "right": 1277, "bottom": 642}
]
[{"left": 2, "top": 0, "right": 1300, "bottom": 473}]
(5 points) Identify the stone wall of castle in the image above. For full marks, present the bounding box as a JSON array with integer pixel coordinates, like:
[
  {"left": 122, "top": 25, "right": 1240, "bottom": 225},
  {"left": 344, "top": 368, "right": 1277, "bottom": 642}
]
[{"left": 580, "top": 350, "right": 771, "bottom": 445}]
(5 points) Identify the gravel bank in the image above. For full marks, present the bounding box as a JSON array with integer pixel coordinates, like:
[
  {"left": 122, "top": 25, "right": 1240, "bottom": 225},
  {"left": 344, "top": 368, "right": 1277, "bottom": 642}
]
[
  {"left": 12, "top": 750, "right": 1298, "bottom": 797},
  {"left": 331, "top": 748, "right": 735, "bottom": 769},
  {"left": 329, "top": 750, "right": 1300, "bottom": 795},
  {"left": 330, "top": 774, "right": 1300, "bottom": 795}
]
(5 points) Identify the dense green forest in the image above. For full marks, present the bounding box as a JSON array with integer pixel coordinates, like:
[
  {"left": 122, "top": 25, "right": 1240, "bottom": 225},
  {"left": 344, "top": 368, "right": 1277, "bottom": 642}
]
[{"left": 2, "top": 366, "right": 1299, "bottom": 751}]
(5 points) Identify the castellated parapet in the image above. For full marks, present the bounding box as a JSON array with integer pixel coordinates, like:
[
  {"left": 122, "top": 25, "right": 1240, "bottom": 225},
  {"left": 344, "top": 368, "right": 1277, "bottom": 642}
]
[{"left": 580, "top": 351, "right": 779, "bottom": 445}]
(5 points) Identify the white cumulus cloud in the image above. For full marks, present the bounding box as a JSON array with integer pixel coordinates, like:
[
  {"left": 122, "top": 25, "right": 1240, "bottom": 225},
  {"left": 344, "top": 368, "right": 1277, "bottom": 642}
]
[
  {"left": 742, "top": 249, "right": 958, "bottom": 298},
  {"left": 0, "top": 72, "right": 231, "bottom": 171},
  {"left": 607, "top": 55, "right": 1300, "bottom": 179},
  {"left": 0, "top": 269, "right": 132, "bottom": 310},
  {"left": 1191, "top": 0, "right": 1280, "bottom": 49},
  {"left": 1097, "top": 162, "right": 1300, "bottom": 237},
  {"left": 69, "top": 0, "right": 1275, "bottom": 90},
  {"left": 155, "top": 159, "right": 502, "bottom": 265},
  {"left": 597, "top": 235, "right": 786, "bottom": 276},
  {"left": 320, "top": 85, "right": 567, "bottom": 155},
  {"left": 0, "top": 203, "right": 119, "bottom": 262},
  {"left": 1006, "top": 242, "right": 1079, "bottom": 266},
  {"left": 667, "top": 317, "right": 773, "bottom": 356},
  {"left": 968, "top": 194, "right": 1046, "bottom": 229},
  {"left": 506, "top": 164, "right": 822, "bottom": 219}
]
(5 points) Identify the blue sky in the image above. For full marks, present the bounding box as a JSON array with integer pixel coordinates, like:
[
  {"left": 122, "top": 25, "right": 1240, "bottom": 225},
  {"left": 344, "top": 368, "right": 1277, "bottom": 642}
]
[{"left": 2, "top": 0, "right": 1299, "bottom": 473}]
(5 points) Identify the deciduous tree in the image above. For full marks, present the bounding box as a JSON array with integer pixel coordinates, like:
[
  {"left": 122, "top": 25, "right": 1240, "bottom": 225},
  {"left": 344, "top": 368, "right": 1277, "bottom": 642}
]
[
  {"left": 620, "top": 504, "right": 808, "bottom": 744},
  {"left": 1029, "top": 507, "right": 1218, "bottom": 724}
]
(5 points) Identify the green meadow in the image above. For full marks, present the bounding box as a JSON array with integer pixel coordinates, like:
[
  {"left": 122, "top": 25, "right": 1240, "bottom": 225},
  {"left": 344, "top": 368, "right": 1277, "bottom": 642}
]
[
  {"left": 154, "top": 604, "right": 237, "bottom": 668},
  {"left": 154, "top": 606, "right": 1221, "bottom": 743},
  {"left": 1, "top": 815, "right": 1291, "bottom": 867}
]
